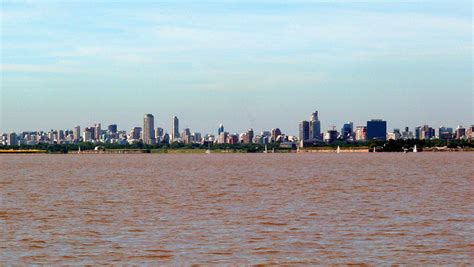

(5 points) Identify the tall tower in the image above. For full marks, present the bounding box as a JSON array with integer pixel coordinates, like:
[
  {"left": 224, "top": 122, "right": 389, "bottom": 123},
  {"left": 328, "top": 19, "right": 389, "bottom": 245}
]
[
  {"left": 218, "top": 124, "right": 224, "bottom": 136},
  {"left": 172, "top": 116, "right": 179, "bottom": 141},
  {"left": 309, "top": 110, "right": 321, "bottom": 140},
  {"left": 143, "top": 114, "right": 155, "bottom": 144}
]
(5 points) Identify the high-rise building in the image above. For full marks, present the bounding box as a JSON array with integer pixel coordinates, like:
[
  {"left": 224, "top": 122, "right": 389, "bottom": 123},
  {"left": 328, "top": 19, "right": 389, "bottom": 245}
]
[
  {"left": 324, "top": 128, "right": 338, "bottom": 143},
  {"left": 419, "top": 125, "right": 434, "bottom": 140},
  {"left": 143, "top": 114, "right": 156, "bottom": 145},
  {"left": 83, "top": 127, "right": 93, "bottom": 142},
  {"left": 108, "top": 124, "right": 118, "bottom": 134},
  {"left": 7, "top": 132, "right": 17, "bottom": 146},
  {"left": 299, "top": 121, "right": 310, "bottom": 141},
  {"left": 172, "top": 116, "right": 179, "bottom": 141},
  {"left": 218, "top": 124, "right": 224, "bottom": 136},
  {"left": 455, "top": 126, "right": 466, "bottom": 139},
  {"left": 366, "top": 119, "right": 387, "bottom": 141},
  {"left": 438, "top": 126, "right": 453, "bottom": 139},
  {"left": 271, "top": 128, "right": 282, "bottom": 142},
  {"left": 129, "top": 127, "right": 142, "bottom": 140},
  {"left": 355, "top": 126, "right": 367, "bottom": 141},
  {"left": 94, "top": 123, "right": 101, "bottom": 141},
  {"left": 341, "top": 122, "right": 353, "bottom": 139},
  {"left": 247, "top": 128, "right": 254, "bottom": 144},
  {"left": 309, "top": 111, "right": 321, "bottom": 140},
  {"left": 73, "top": 126, "right": 81, "bottom": 142}
]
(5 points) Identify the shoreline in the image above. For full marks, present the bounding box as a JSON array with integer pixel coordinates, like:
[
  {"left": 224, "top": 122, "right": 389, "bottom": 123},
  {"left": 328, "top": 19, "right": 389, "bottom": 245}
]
[{"left": 1, "top": 148, "right": 473, "bottom": 154}]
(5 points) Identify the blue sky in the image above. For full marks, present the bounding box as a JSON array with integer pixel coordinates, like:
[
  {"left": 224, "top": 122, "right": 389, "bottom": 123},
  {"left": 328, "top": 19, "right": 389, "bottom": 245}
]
[{"left": 1, "top": 0, "right": 472, "bottom": 135}]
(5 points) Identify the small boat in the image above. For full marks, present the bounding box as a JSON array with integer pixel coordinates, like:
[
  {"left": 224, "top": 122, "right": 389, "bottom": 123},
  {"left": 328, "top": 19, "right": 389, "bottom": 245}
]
[
  {"left": 264, "top": 144, "right": 268, "bottom": 153},
  {"left": 336, "top": 146, "right": 341, "bottom": 154},
  {"left": 413, "top": 145, "right": 418, "bottom": 153},
  {"left": 373, "top": 146, "right": 376, "bottom": 153},
  {"left": 78, "top": 146, "right": 81, "bottom": 154}
]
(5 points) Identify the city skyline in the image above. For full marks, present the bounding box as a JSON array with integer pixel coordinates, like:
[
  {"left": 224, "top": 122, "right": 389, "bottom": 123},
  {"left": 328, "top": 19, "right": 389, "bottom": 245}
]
[{"left": 1, "top": 1, "right": 472, "bottom": 133}]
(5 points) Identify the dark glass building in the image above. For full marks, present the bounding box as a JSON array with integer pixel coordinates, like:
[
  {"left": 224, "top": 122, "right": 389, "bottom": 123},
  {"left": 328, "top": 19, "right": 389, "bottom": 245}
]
[
  {"left": 366, "top": 119, "right": 387, "bottom": 141},
  {"left": 299, "top": 121, "right": 310, "bottom": 141}
]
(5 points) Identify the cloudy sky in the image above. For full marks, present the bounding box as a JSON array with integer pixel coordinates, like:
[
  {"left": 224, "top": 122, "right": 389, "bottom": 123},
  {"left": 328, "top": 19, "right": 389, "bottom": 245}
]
[{"left": 1, "top": 0, "right": 472, "bottom": 135}]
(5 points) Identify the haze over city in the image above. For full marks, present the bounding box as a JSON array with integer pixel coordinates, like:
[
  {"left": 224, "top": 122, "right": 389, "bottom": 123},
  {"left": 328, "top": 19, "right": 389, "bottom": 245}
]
[{"left": 1, "top": 1, "right": 472, "bottom": 134}]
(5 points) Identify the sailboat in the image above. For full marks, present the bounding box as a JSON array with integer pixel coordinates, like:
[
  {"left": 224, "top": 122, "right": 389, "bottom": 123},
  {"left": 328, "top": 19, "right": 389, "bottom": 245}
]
[
  {"left": 336, "top": 146, "right": 341, "bottom": 154},
  {"left": 264, "top": 144, "right": 268, "bottom": 153},
  {"left": 78, "top": 146, "right": 81, "bottom": 154},
  {"left": 413, "top": 145, "right": 418, "bottom": 153}
]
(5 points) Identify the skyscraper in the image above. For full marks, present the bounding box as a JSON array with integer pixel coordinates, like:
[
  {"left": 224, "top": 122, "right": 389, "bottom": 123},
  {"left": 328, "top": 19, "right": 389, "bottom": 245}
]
[
  {"left": 341, "top": 122, "right": 353, "bottom": 139},
  {"left": 94, "top": 123, "right": 101, "bottom": 141},
  {"left": 366, "top": 119, "right": 387, "bottom": 141},
  {"left": 73, "top": 126, "right": 81, "bottom": 142},
  {"left": 218, "top": 124, "right": 224, "bottom": 136},
  {"left": 108, "top": 124, "right": 118, "bottom": 134},
  {"left": 299, "top": 121, "right": 310, "bottom": 141},
  {"left": 172, "top": 116, "right": 179, "bottom": 141},
  {"left": 309, "top": 111, "right": 321, "bottom": 140},
  {"left": 143, "top": 114, "right": 156, "bottom": 144}
]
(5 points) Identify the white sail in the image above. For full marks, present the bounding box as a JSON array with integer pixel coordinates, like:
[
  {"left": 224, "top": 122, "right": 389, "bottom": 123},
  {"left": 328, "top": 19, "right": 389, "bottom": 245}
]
[
  {"left": 336, "top": 146, "right": 340, "bottom": 153},
  {"left": 413, "top": 145, "right": 418, "bottom": 153}
]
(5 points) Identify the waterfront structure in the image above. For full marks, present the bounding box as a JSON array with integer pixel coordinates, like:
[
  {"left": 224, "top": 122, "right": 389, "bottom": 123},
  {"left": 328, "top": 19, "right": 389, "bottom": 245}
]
[
  {"left": 355, "top": 126, "right": 367, "bottom": 141},
  {"left": 366, "top": 119, "right": 387, "bottom": 141},
  {"left": 143, "top": 114, "right": 156, "bottom": 145},
  {"left": 309, "top": 111, "right": 321, "bottom": 141},
  {"left": 299, "top": 121, "right": 310, "bottom": 141},
  {"left": 172, "top": 116, "right": 179, "bottom": 141}
]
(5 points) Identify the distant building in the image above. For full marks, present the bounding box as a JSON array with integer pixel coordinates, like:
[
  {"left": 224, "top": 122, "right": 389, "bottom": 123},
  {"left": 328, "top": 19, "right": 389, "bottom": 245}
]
[
  {"left": 108, "top": 124, "right": 118, "bottom": 134},
  {"left": 419, "top": 125, "right": 434, "bottom": 140},
  {"left": 455, "top": 126, "right": 466, "bottom": 139},
  {"left": 355, "top": 126, "right": 367, "bottom": 141},
  {"left": 143, "top": 114, "right": 156, "bottom": 145},
  {"left": 247, "top": 128, "right": 254, "bottom": 144},
  {"left": 341, "top": 122, "right": 353, "bottom": 140},
  {"left": 299, "top": 121, "right": 310, "bottom": 141},
  {"left": 401, "top": 127, "right": 414, "bottom": 140},
  {"left": 7, "top": 132, "right": 17, "bottom": 146},
  {"left": 83, "top": 127, "right": 93, "bottom": 142},
  {"left": 309, "top": 111, "right": 321, "bottom": 141},
  {"left": 438, "top": 126, "right": 453, "bottom": 140},
  {"left": 271, "top": 128, "right": 282, "bottom": 142},
  {"left": 218, "top": 131, "right": 228, "bottom": 144},
  {"left": 387, "top": 129, "right": 401, "bottom": 140},
  {"left": 73, "top": 126, "right": 81, "bottom": 142},
  {"left": 172, "top": 116, "right": 179, "bottom": 141},
  {"left": 218, "top": 124, "right": 224, "bottom": 136},
  {"left": 324, "top": 128, "right": 338, "bottom": 143},
  {"left": 94, "top": 123, "right": 101, "bottom": 141},
  {"left": 366, "top": 119, "right": 387, "bottom": 141}
]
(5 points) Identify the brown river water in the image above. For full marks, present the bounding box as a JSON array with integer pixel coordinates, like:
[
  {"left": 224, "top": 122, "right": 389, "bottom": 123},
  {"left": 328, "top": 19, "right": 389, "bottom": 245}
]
[{"left": 1, "top": 153, "right": 473, "bottom": 265}]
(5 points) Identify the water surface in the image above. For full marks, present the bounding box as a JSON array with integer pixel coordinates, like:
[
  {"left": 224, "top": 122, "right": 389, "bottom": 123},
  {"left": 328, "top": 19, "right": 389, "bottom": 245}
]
[{"left": 1, "top": 153, "right": 473, "bottom": 264}]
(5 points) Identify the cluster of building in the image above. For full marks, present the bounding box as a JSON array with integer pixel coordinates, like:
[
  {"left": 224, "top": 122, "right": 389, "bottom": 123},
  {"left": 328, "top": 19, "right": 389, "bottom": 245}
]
[{"left": 1, "top": 111, "right": 473, "bottom": 147}]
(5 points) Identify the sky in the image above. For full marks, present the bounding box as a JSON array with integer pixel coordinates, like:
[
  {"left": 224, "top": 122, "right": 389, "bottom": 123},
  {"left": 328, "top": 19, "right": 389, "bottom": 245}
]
[{"left": 1, "top": 0, "right": 472, "bottom": 135}]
